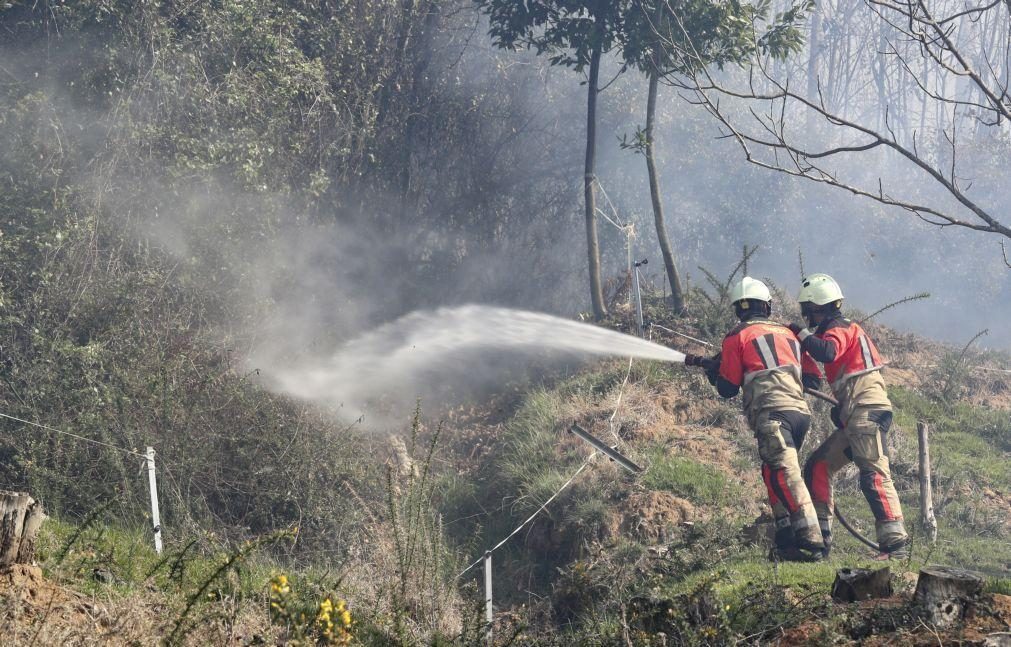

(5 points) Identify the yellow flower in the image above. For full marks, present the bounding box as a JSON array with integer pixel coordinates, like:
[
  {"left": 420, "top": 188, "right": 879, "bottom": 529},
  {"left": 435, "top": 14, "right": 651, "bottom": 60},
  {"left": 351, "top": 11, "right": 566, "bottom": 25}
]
[{"left": 270, "top": 574, "right": 291, "bottom": 596}]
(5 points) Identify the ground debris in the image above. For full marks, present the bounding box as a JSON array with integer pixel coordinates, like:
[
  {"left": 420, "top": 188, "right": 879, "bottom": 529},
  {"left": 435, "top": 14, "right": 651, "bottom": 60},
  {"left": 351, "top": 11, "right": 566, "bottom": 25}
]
[{"left": 832, "top": 566, "right": 893, "bottom": 602}]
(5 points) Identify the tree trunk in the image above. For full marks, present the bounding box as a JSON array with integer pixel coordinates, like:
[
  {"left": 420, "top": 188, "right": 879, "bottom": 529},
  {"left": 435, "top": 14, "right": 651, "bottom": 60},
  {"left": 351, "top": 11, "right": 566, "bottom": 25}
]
[
  {"left": 831, "top": 566, "right": 893, "bottom": 602},
  {"left": 645, "top": 69, "right": 685, "bottom": 314},
  {"left": 806, "top": 4, "right": 822, "bottom": 128},
  {"left": 915, "top": 565, "right": 984, "bottom": 627},
  {"left": 917, "top": 422, "right": 938, "bottom": 544},
  {"left": 584, "top": 21, "right": 607, "bottom": 320},
  {"left": 0, "top": 492, "right": 46, "bottom": 567},
  {"left": 398, "top": 1, "right": 440, "bottom": 217}
]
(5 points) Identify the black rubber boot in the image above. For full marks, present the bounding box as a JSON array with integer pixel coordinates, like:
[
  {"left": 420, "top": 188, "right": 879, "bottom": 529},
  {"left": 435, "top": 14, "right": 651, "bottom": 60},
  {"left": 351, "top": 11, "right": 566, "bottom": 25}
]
[
  {"left": 769, "top": 522, "right": 822, "bottom": 562},
  {"left": 773, "top": 521, "right": 795, "bottom": 551},
  {"left": 794, "top": 536, "right": 825, "bottom": 554},
  {"left": 875, "top": 538, "right": 909, "bottom": 561},
  {"left": 772, "top": 545, "right": 824, "bottom": 562},
  {"left": 820, "top": 531, "right": 832, "bottom": 559}
]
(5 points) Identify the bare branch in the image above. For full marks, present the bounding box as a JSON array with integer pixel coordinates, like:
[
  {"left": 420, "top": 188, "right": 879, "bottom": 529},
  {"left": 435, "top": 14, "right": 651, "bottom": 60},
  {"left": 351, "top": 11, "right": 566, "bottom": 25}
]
[{"left": 650, "top": 0, "right": 1010, "bottom": 243}]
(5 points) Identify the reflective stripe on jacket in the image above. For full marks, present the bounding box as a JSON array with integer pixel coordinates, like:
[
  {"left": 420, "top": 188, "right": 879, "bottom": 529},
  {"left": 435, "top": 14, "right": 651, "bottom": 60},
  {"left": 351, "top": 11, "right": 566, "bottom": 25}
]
[
  {"left": 805, "top": 319, "right": 884, "bottom": 390},
  {"left": 719, "top": 319, "right": 814, "bottom": 424}
]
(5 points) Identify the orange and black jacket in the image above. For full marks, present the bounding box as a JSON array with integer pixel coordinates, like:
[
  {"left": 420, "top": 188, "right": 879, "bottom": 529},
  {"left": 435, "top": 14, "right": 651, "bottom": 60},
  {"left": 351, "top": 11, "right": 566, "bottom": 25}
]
[
  {"left": 716, "top": 318, "right": 822, "bottom": 398},
  {"left": 796, "top": 315, "right": 883, "bottom": 388}
]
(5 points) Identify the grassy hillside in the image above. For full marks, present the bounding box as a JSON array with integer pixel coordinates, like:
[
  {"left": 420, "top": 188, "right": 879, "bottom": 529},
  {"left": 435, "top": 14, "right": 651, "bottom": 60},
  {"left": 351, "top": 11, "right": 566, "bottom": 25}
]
[
  {"left": 431, "top": 293, "right": 1011, "bottom": 644},
  {"left": 12, "top": 294, "right": 1009, "bottom": 645}
]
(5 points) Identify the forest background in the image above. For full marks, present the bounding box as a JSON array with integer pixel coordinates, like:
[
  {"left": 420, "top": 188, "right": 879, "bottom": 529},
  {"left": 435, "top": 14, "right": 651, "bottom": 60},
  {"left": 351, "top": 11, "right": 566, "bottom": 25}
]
[{"left": 0, "top": 1, "right": 1009, "bottom": 641}]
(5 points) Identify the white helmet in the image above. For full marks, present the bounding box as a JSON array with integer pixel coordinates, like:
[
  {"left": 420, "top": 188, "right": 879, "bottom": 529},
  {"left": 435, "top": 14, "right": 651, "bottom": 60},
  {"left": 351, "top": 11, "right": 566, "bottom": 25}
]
[
  {"left": 798, "top": 273, "right": 843, "bottom": 305},
  {"left": 730, "top": 276, "right": 772, "bottom": 304}
]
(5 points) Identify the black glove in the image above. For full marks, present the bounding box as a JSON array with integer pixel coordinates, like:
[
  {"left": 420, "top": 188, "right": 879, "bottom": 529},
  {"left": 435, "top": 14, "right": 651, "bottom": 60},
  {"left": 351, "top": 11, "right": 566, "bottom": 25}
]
[
  {"left": 788, "top": 322, "right": 804, "bottom": 336},
  {"left": 802, "top": 373, "right": 822, "bottom": 391},
  {"left": 685, "top": 354, "right": 721, "bottom": 384},
  {"left": 684, "top": 354, "right": 705, "bottom": 367},
  {"left": 702, "top": 356, "right": 721, "bottom": 385},
  {"left": 829, "top": 405, "right": 843, "bottom": 429}
]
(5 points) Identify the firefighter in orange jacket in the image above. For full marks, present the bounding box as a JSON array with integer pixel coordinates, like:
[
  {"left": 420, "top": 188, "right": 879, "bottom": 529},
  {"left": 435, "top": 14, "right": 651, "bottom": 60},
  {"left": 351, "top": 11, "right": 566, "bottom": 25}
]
[
  {"left": 686, "top": 277, "right": 824, "bottom": 561},
  {"left": 790, "top": 274, "right": 909, "bottom": 559}
]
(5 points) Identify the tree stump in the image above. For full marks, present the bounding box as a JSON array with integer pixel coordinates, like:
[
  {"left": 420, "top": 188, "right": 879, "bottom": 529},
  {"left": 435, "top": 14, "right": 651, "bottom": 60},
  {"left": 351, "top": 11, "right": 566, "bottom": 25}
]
[
  {"left": 0, "top": 491, "right": 46, "bottom": 567},
  {"left": 914, "top": 565, "right": 984, "bottom": 627},
  {"left": 831, "top": 566, "right": 893, "bottom": 602}
]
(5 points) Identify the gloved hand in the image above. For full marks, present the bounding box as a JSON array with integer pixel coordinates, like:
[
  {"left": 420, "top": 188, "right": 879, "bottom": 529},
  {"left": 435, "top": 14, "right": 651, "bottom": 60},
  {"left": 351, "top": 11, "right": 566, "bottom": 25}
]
[
  {"left": 829, "top": 405, "right": 843, "bottom": 429},
  {"left": 684, "top": 354, "right": 721, "bottom": 384},
  {"left": 788, "top": 322, "right": 804, "bottom": 336},
  {"left": 702, "top": 356, "right": 721, "bottom": 385},
  {"left": 684, "top": 354, "right": 705, "bottom": 367},
  {"left": 802, "top": 373, "right": 822, "bottom": 391}
]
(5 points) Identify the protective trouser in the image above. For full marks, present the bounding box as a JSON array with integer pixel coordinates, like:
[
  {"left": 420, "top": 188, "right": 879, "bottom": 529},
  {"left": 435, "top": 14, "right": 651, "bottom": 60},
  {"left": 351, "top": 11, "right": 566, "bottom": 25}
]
[
  {"left": 803, "top": 407, "right": 908, "bottom": 550},
  {"left": 755, "top": 410, "right": 822, "bottom": 549}
]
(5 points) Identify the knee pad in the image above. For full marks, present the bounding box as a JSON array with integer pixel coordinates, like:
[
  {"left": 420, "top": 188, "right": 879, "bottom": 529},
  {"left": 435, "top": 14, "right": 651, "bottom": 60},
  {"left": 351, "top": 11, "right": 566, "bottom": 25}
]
[{"left": 757, "top": 419, "right": 790, "bottom": 468}]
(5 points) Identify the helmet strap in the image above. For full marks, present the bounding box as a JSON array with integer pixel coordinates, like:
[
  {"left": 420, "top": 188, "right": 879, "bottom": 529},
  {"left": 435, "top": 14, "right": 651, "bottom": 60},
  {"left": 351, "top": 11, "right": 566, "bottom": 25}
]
[
  {"left": 735, "top": 300, "right": 771, "bottom": 321},
  {"left": 802, "top": 302, "right": 841, "bottom": 327}
]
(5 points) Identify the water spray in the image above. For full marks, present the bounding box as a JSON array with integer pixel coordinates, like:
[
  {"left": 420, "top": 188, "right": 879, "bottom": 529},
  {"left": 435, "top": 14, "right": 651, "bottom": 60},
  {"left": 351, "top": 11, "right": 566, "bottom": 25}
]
[{"left": 259, "top": 305, "right": 686, "bottom": 422}]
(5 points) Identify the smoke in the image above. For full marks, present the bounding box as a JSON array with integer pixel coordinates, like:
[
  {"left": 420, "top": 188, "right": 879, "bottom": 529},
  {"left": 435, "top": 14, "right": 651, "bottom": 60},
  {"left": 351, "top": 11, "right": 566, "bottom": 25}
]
[
  {"left": 4, "top": 1, "right": 1007, "bottom": 437},
  {"left": 114, "top": 5, "right": 1011, "bottom": 418},
  {"left": 584, "top": 48, "right": 1011, "bottom": 350}
]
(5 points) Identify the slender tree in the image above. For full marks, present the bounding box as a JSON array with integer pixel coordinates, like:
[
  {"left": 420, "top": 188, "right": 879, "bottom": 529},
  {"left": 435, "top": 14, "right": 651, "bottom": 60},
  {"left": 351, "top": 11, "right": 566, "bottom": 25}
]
[
  {"left": 620, "top": 0, "right": 809, "bottom": 314},
  {"left": 475, "top": 1, "right": 627, "bottom": 319},
  {"left": 643, "top": 65, "right": 686, "bottom": 313}
]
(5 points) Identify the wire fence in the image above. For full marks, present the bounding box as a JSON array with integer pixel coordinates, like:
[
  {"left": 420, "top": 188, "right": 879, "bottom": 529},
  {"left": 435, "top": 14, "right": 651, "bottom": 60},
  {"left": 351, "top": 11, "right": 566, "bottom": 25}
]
[
  {"left": 0, "top": 411, "right": 147, "bottom": 458},
  {"left": 457, "top": 192, "right": 647, "bottom": 581},
  {"left": 0, "top": 409, "right": 165, "bottom": 552}
]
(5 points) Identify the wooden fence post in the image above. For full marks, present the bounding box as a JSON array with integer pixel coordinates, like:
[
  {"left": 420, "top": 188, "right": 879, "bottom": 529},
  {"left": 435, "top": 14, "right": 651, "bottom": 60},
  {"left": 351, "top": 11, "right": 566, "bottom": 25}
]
[{"left": 917, "top": 422, "right": 937, "bottom": 544}]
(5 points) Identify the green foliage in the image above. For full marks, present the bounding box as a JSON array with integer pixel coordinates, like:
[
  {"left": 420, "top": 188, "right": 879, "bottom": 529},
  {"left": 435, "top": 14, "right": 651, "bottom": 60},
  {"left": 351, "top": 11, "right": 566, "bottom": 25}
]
[
  {"left": 498, "top": 389, "right": 575, "bottom": 504},
  {"left": 622, "top": 0, "right": 809, "bottom": 78},
  {"left": 381, "top": 409, "right": 460, "bottom": 645},
  {"left": 0, "top": 0, "right": 437, "bottom": 543},
  {"left": 268, "top": 573, "right": 354, "bottom": 646},
  {"left": 688, "top": 245, "right": 759, "bottom": 340},
  {"left": 930, "top": 329, "right": 990, "bottom": 405},
  {"left": 987, "top": 578, "right": 1011, "bottom": 596},
  {"left": 890, "top": 386, "right": 1011, "bottom": 483},
  {"left": 168, "top": 528, "right": 297, "bottom": 645},
  {"left": 475, "top": 0, "right": 626, "bottom": 72},
  {"left": 642, "top": 448, "right": 738, "bottom": 506}
]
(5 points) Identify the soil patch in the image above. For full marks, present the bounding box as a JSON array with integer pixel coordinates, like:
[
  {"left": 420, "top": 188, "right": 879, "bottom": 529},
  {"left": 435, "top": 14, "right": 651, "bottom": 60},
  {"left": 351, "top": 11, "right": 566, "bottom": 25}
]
[{"left": 621, "top": 491, "right": 697, "bottom": 543}]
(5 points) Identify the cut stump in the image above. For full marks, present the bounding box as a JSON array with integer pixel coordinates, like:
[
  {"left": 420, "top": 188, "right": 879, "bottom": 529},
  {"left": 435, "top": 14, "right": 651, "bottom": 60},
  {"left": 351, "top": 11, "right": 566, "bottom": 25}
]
[
  {"left": 0, "top": 491, "right": 46, "bottom": 567},
  {"left": 831, "top": 566, "right": 893, "bottom": 602},
  {"left": 914, "top": 565, "right": 984, "bottom": 627}
]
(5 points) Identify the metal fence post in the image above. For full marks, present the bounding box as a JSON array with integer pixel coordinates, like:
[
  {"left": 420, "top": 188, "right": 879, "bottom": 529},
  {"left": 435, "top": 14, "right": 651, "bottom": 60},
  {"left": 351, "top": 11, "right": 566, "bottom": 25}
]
[
  {"left": 633, "top": 259, "right": 647, "bottom": 337},
  {"left": 145, "top": 446, "right": 163, "bottom": 554},
  {"left": 484, "top": 551, "right": 493, "bottom": 644}
]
